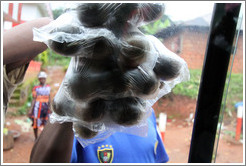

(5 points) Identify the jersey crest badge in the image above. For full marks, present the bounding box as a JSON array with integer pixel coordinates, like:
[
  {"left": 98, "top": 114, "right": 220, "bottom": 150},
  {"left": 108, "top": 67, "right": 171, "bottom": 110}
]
[{"left": 97, "top": 145, "right": 114, "bottom": 163}]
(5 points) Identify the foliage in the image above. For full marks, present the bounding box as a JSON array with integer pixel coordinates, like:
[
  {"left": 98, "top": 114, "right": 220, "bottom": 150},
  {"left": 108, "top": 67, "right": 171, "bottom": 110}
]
[
  {"left": 52, "top": 8, "right": 64, "bottom": 19},
  {"left": 18, "top": 79, "right": 39, "bottom": 116},
  {"left": 35, "top": 50, "right": 49, "bottom": 66},
  {"left": 8, "top": 79, "right": 39, "bottom": 117},
  {"left": 172, "top": 69, "right": 201, "bottom": 99},
  {"left": 141, "top": 19, "right": 171, "bottom": 35},
  {"left": 222, "top": 130, "right": 242, "bottom": 140},
  {"left": 35, "top": 48, "right": 71, "bottom": 68},
  {"left": 172, "top": 69, "right": 243, "bottom": 115},
  {"left": 16, "top": 103, "right": 29, "bottom": 116},
  {"left": 221, "top": 72, "right": 243, "bottom": 114},
  {"left": 223, "top": 130, "right": 236, "bottom": 138},
  {"left": 140, "top": 15, "right": 173, "bottom": 35},
  {"left": 47, "top": 49, "right": 71, "bottom": 67}
]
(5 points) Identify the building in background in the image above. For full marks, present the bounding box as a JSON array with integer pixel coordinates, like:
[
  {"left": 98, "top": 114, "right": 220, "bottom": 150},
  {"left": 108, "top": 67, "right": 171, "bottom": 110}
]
[
  {"left": 155, "top": 14, "right": 243, "bottom": 73},
  {"left": 2, "top": 3, "right": 53, "bottom": 30}
]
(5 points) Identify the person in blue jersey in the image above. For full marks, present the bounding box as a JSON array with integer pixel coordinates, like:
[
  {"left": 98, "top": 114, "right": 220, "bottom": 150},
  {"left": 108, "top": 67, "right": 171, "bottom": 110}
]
[
  {"left": 30, "top": 109, "right": 169, "bottom": 163},
  {"left": 71, "top": 109, "right": 169, "bottom": 163}
]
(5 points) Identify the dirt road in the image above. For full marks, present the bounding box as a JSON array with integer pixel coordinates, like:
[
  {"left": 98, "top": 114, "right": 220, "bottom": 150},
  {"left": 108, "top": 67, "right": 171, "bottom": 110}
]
[{"left": 3, "top": 115, "right": 243, "bottom": 163}]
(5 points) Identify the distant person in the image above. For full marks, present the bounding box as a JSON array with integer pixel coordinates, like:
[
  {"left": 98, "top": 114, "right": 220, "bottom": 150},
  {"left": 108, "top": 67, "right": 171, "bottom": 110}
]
[{"left": 28, "top": 71, "right": 51, "bottom": 140}]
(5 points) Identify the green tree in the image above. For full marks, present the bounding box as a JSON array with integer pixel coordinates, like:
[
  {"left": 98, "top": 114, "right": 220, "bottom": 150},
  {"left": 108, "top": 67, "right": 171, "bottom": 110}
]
[
  {"left": 140, "top": 15, "right": 174, "bottom": 35},
  {"left": 52, "top": 8, "right": 64, "bottom": 19},
  {"left": 35, "top": 50, "right": 49, "bottom": 66}
]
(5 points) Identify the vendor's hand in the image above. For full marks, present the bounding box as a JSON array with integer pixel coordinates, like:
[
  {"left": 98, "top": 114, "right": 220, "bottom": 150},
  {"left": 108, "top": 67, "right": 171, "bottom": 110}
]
[{"left": 3, "top": 17, "right": 53, "bottom": 72}]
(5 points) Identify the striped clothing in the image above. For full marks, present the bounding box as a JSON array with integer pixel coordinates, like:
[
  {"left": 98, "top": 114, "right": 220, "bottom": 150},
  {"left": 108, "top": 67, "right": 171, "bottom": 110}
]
[{"left": 30, "top": 84, "right": 51, "bottom": 129}]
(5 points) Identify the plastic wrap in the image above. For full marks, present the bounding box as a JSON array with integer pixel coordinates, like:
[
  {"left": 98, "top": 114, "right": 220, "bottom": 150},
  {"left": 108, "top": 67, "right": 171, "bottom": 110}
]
[
  {"left": 33, "top": 3, "right": 190, "bottom": 147},
  {"left": 76, "top": 3, "right": 165, "bottom": 36}
]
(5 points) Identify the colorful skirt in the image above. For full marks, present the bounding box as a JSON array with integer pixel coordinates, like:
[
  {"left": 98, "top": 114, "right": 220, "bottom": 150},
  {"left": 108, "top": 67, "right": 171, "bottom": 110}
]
[{"left": 30, "top": 102, "right": 50, "bottom": 129}]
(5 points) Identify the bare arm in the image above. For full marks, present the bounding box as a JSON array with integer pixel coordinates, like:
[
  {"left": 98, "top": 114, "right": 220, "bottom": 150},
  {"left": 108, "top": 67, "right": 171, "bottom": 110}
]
[
  {"left": 28, "top": 97, "right": 36, "bottom": 117},
  {"left": 30, "top": 121, "right": 74, "bottom": 163},
  {"left": 3, "top": 17, "right": 52, "bottom": 72},
  {"left": 48, "top": 95, "right": 51, "bottom": 112}
]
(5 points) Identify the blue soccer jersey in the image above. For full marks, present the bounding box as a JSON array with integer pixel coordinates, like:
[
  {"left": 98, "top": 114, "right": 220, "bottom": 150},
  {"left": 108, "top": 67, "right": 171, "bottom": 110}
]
[{"left": 70, "top": 110, "right": 169, "bottom": 163}]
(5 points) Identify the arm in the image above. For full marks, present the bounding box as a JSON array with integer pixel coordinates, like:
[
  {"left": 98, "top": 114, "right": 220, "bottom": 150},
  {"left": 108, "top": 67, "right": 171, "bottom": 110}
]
[
  {"left": 28, "top": 98, "right": 36, "bottom": 117},
  {"left": 28, "top": 87, "right": 37, "bottom": 117},
  {"left": 48, "top": 95, "right": 51, "bottom": 112},
  {"left": 30, "top": 121, "right": 74, "bottom": 163},
  {"left": 3, "top": 17, "right": 52, "bottom": 72}
]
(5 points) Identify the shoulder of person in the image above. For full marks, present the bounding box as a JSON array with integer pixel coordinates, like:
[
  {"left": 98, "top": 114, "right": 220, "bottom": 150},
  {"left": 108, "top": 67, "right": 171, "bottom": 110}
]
[{"left": 33, "top": 85, "right": 41, "bottom": 90}]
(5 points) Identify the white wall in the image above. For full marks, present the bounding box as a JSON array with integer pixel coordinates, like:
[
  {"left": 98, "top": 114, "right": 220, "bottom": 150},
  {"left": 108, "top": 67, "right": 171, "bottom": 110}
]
[
  {"left": 3, "top": 3, "right": 49, "bottom": 30},
  {"left": 21, "top": 4, "right": 43, "bottom": 21},
  {"left": 2, "top": 2, "right": 9, "bottom": 13},
  {"left": 2, "top": 3, "right": 48, "bottom": 22}
]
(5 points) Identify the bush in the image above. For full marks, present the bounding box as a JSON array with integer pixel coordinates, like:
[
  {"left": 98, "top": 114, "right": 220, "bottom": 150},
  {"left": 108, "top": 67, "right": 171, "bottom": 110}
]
[
  {"left": 35, "top": 48, "right": 71, "bottom": 68},
  {"left": 173, "top": 69, "right": 201, "bottom": 99},
  {"left": 36, "top": 50, "right": 49, "bottom": 66},
  {"left": 16, "top": 79, "right": 39, "bottom": 116},
  {"left": 172, "top": 69, "right": 243, "bottom": 115},
  {"left": 222, "top": 72, "right": 243, "bottom": 114},
  {"left": 47, "top": 50, "right": 71, "bottom": 66}
]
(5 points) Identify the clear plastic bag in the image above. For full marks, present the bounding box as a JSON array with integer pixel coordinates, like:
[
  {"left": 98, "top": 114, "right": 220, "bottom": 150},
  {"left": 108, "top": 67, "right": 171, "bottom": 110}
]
[
  {"left": 33, "top": 3, "right": 190, "bottom": 147},
  {"left": 76, "top": 3, "right": 165, "bottom": 36}
]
